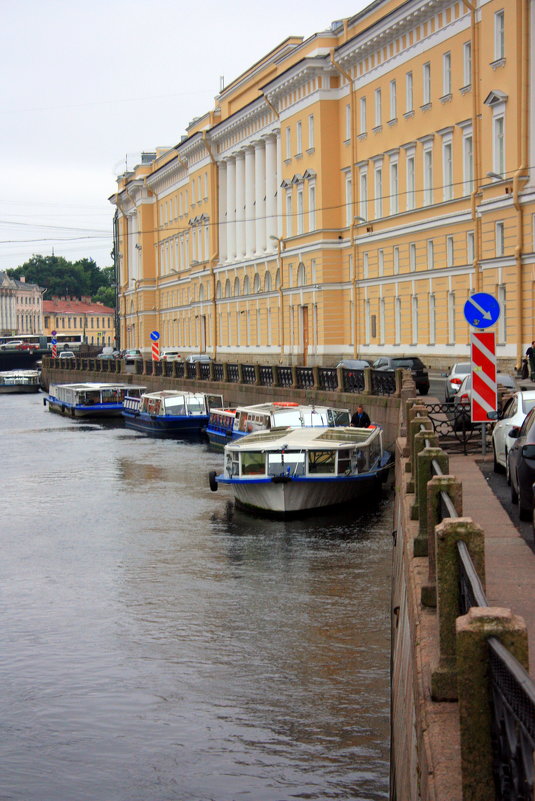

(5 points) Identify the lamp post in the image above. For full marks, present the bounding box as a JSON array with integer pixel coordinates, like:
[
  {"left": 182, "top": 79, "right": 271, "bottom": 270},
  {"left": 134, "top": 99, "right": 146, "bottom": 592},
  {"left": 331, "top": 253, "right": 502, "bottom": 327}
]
[{"left": 269, "top": 235, "right": 286, "bottom": 362}]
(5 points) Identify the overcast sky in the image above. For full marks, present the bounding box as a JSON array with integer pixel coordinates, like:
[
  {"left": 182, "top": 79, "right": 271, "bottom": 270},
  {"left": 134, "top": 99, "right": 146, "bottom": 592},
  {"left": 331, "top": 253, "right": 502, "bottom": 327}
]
[{"left": 0, "top": 0, "right": 367, "bottom": 273}]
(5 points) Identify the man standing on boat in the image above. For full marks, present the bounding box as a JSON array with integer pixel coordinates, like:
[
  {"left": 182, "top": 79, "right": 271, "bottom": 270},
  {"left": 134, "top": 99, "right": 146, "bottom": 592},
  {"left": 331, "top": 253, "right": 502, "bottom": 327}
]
[{"left": 350, "top": 404, "right": 371, "bottom": 428}]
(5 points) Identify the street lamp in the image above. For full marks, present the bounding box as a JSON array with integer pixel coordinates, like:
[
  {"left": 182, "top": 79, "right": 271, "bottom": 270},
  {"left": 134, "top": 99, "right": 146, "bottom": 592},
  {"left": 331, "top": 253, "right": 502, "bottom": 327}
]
[{"left": 269, "top": 235, "right": 286, "bottom": 362}]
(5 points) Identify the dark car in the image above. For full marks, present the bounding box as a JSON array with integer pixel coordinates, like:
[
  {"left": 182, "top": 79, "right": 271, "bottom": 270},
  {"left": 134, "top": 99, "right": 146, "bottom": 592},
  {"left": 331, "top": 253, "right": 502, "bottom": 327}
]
[
  {"left": 372, "top": 356, "right": 430, "bottom": 395},
  {"left": 507, "top": 405, "right": 535, "bottom": 520}
]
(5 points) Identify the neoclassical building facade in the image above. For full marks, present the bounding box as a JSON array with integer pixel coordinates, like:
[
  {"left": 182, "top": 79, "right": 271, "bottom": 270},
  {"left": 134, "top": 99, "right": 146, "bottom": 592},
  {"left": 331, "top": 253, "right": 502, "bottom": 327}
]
[{"left": 111, "top": 0, "right": 535, "bottom": 369}]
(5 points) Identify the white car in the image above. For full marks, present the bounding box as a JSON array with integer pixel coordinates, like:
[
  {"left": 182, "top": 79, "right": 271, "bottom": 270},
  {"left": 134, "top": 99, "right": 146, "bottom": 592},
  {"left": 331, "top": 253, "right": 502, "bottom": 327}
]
[
  {"left": 491, "top": 390, "right": 535, "bottom": 473},
  {"left": 444, "top": 362, "right": 471, "bottom": 403},
  {"left": 453, "top": 372, "right": 518, "bottom": 430},
  {"left": 58, "top": 351, "right": 75, "bottom": 359},
  {"left": 161, "top": 349, "right": 182, "bottom": 362}
]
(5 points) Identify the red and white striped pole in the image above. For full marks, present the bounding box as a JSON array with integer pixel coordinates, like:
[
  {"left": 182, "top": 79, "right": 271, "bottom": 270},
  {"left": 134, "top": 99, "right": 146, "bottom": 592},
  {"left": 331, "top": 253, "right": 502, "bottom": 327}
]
[{"left": 151, "top": 340, "right": 160, "bottom": 361}]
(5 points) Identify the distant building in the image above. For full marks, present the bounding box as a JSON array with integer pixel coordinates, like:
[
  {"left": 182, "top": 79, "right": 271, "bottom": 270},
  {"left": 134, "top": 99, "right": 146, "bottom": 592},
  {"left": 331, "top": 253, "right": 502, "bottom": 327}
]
[
  {"left": 0, "top": 272, "right": 44, "bottom": 336},
  {"left": 43, "top": 297, "right": 116, "bottom": 347}
]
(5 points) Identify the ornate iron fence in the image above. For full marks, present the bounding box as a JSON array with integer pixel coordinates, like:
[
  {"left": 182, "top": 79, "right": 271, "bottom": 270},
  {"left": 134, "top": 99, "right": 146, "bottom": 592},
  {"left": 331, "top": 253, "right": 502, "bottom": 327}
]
[
  {"left": 241, "top": 364, "right": 257, "bottom": 385},
  {"left": 423, "top": 401, "right": 492, "bottom": 454},
  {"left": 371, "top": 369, "right": 397, "bottom": 396}
]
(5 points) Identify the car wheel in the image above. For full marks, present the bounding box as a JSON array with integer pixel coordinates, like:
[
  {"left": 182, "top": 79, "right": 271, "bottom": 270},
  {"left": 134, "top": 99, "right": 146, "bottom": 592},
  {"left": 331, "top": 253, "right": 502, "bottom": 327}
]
[
  {"left": 519, "top": 497, "right": 531, "bottom": 521},
  {"left": 419, "top": 387, "right": 429, "bottom": 396},
  {"left": 510, "top": 477, "right": 518, "bottom": 505},
  {"left": 493, "top": 442, "right": 504, "bottom": 474}
]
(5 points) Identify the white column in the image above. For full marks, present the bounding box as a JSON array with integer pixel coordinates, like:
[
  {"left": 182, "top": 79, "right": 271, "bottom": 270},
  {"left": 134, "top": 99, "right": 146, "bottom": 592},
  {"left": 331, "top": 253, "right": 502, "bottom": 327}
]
[
  {"left": 226, "top": 157, "right": 236, "bottom": 261},
  {"left": 254, "top": 139, "right": 266, "bottom": 252},
  {"left": 218, "top": 161, "right": 227, "bottom": 262},
  {"left": 235, "top": 150, "right": 246, "bottom": 258},
  {"left": 244, "top": 145, "right": 255, "bottom": 256},
  {"left": 275, "top": 129, "right": 282, "bottom": 239},
  {"left": 265, "top": 134, "right": 277, "bottom": 247}
]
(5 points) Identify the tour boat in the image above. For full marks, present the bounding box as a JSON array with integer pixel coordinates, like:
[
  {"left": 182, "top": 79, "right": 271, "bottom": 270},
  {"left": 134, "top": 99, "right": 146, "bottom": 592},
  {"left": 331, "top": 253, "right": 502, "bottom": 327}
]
[
  {"left": 0, "top": 369, "right": 41, "bottom": 393},
  {"left": 208, "top": 425, "right": 392, "bottom": 516},
  {"left": 122, "top": 389, "right": 224, "bottom": 437},
  {"left": 205, "top": 401, "right": 351, "bottom": 448},
  {"left": 45, "top": 382, "right": 146, "bottom": 418}
]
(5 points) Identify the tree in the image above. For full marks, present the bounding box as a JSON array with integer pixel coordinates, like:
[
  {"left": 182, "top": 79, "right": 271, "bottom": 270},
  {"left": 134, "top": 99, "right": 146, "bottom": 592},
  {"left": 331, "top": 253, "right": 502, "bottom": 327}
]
[{"left": 7, "top": 254, "right": 116, "bottom": 308}]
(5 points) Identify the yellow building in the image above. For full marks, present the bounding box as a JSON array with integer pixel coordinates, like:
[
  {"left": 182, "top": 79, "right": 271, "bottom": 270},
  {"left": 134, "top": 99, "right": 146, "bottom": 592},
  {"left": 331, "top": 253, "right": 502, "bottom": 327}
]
[
  {"left": 111, "top": 0, "right": 534, "bottom": 369},
  {"left": 43, "top": 297, "right": 116, "bottom": 348}
]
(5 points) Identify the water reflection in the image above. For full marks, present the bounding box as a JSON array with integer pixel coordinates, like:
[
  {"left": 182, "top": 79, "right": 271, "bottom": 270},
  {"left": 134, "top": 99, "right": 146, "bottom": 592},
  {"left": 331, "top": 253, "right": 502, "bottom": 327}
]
[{"left": 1, "top": 393, "right": 391, "bottom": 801}]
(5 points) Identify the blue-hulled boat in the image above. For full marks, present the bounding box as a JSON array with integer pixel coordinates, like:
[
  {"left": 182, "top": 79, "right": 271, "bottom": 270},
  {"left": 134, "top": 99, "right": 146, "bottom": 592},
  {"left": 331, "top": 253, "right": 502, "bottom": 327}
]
[
  {"left": 122, "top": 389, "right": 224, "bottom": 437},
  {"left": 45, "top": 382, "right": 146, "bottom": 418}
]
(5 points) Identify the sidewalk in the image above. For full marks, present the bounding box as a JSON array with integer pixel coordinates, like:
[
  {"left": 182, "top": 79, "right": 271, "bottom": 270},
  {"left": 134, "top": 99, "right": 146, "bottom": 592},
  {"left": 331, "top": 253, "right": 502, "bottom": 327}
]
[{"left": 449, "top": 453, "right": 535, "bottom": 674}]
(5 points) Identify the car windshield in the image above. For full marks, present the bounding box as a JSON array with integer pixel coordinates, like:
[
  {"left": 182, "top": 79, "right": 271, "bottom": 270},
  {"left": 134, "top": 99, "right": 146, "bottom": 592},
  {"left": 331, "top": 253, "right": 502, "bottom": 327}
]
[
  {"left": 521, "top": 397, "right": 535, "bottom": 414},
  {"left": 391, "top": 358, "right": 422, "bottom": 369},
  {"left": 454, "top": 363, "right": 471, "bottom": 373}
]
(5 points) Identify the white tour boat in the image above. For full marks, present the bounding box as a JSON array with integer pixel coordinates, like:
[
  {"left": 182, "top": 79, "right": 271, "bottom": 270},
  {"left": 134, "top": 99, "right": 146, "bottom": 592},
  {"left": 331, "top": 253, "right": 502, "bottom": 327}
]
[
  {"left": 0, "top": 369, "right": 41, "bottom": 393},
  {"left": 209, "top": 425, "right": 392, "bottom": 516},
  {"left": 45, "top": 382, "right": 146, "bottom": 418},
  {"left": 205, "top": 401, "right": 351, "bottom": 448},
  {"left": 122, "top": 389, "right": 224, "bottom": 437}
]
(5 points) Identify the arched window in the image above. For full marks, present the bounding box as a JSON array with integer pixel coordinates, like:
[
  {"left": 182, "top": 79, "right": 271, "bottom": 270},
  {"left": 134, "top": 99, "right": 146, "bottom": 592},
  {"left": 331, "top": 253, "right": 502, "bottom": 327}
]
[
  {"left": 264, "top": 271, "right": 272, "bottom": 292},
  {"left": 199, "top": 284, "right": 205, "bottom": 302},
  {"left": 234, "top": 277, "right": 240, "bottom": 296},
  {"left": 275, "top": 269, "right": 281, "bottom": 289},
  {"left": 216, "top": 280, "right": 222, "bottom": 299},
  {"left": 243, "top": 275, "right": 250, "bottom": 295},
  {"left": 225, "top": 279, "right": 231, "bottom": 297},
  {"left": 297, "top": 262, "right": 306, "bottom": 286},
  {"left": 253, "top": 273, "right": 260, "bottom": 293}
]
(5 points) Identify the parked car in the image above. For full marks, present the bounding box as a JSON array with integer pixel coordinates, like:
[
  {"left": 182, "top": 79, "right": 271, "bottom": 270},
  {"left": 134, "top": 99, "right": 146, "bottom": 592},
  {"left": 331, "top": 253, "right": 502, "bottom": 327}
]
[
  {"left": 454, "top": 372, "right": 518, "bottom": 408},
  {"left": 491, "top": 390, "right": 535, "bottom": 473},
  {"left": 0, "top": 340, "right": 23, "bottom": 350},
  {"left": 372, "top": 356, "right": 430, "bottom": 395},
  {"left": 16, "top": 342, "right": 39, "bottom": 351},
  {"left": 58, "top": 351, "right": 75, "bottom": 359},
  {"left": 507, "top": 405, "right": 535, "bottom": 520},
  {"left": 444, "top": 362, "right": 471, "bottom": 403},
  {"left": 336, "top": 359, "right": 371, "bottom": 370},
  {"left": 123, "top": 348, "right": 143, "bottom": 363},
  {"left": 186, "top": 353, "right": 211, "bottom": 364},
  {"left": 161, "top": 349, "right": 182, "bottom": 362}
]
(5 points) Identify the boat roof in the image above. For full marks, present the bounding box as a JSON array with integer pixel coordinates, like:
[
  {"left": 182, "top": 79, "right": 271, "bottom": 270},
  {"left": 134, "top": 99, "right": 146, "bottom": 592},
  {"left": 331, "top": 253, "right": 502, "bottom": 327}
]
[
  {"left": 225, "top": 425, "right": 379, "bottom": 451},
  {"left": 0, "top": 370, "right": 40, "bottom": 377},
  {"left": 140, "top": 390, "right": 217, "bottom": 400},
  {"left": 50, "top": 382, "right": 146, "bottom": 391},
  {"left": 235, "top": 402, "right": 349, "bottom": 414}
]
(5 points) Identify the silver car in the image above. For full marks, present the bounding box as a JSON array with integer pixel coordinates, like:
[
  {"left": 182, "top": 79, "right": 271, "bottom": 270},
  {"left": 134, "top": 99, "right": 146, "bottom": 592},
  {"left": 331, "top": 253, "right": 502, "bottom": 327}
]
[
  {"left": 444, "top": 362, "right": 471, "bottom": 403},
  {"left": 491, "top": 390, "right": 535, "bottom": 474}
]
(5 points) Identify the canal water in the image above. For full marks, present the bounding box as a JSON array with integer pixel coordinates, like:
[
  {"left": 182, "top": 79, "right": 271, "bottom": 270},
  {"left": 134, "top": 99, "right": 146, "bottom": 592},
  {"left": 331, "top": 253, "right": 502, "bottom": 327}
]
[{"left": 0, "top": 392, "right": 393, "bottom": 801}]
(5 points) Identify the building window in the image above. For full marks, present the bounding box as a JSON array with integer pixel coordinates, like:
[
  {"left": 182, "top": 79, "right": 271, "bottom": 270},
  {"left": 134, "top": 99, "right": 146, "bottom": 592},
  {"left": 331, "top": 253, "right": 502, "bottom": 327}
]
[
  {"left": 448, "top": 291, "right": 456, "bottom": 343},
  {"left": 467, "top": 231, "right": 475, "bottom": 263},
  {"left": 411, "top": 296, "right": 418, "bottom": 343},
  {"left": 345, "top": 173, "right": 352, "bottom": 227},
  {"left": 406, "top": 71, "right": 413, "bottom": 113},
  {"left": 493, "top": 115, "right": 505, "bottom": 175},
  {"left": 363, "top": 252, "right": 369, "bottom": 279},
  {"left": 494, "top": 10, "right": 505, "bottom": 61},
  {"left": 285, "top": 127, "right": 291, "bottom": 160},
  {"left": 390, "top": 160, "right": 398, "bottom": 215},
  {"left": 395, "top": 296, "right": 401, "bottom": 344},
  {"left": 407, "top": 154, "right": 415, "bottom": 210},
  {"left": 427, "top": 240, "right": 434, "bottom": 268},
  {"left": 423, "top": 146, "right": 433, "bottom": 205},
  {"left": 297, "top": 189, "right": 304, "bottom": 234},
  {"left": 422, "top": 62, "right": 431, "bottom": 105},
  {"left": 308, "top": 185, "right": 316, "bottom": 230},
  {"left": 379, "top": 298, "right": 385, "bottom": 344},
  {"left": 409, "top": 242, "right": 416, "bottom": 271},
  {"left": 443, "top": 140, "right": 453, "bottom": 200},
  {"left": 359, "top": 169, "right": 368, "bottom": 220},
  {"left": 345, "top": 104, "right": 351, "bottom": 141},
  {"left": 374, "top": 164, "right": 383, "bottom": 218},
  {"left": 359, "top": 97, "right": 367, "bottom": 134},
  {"left": 308, "top": 115, "right": 315, "bottom": 149},
  {"left": 389, "top": 79, "right": 397, "bottom": 120},
  {"left": 463, "top": 132, "right": 474, "bottom": 193},
  {"left": 296, "top": 121, "right": 303, "bottom": 155},
  {"left": 498, "top": 284, "right": 506, "bottom": 343},
  {"left": 442, "top": 52, "right": 451, "bottom": 96},
  {"left": 393, "top": 246, "right": 400, "bottom": 275},
  {"left": 447, "top": 235, "right": 455, "bottom": 267},
  {"left": 378, "top": 249, "right": 384, "bottom": 276},
  {"left": 286, "top": 192, "right": 292, "bottom": 237},
  {"left": 374, "top": 89, "right": 382, "bottom": 128},
  {"left": 496, "top": 221, "right": 505, "bottom": 256},
  {"left": 463, "top": 42, "right": 472, "bottom": 87},
  {"left": 429, "top": 294, "right": 436, "bottom": 344}
]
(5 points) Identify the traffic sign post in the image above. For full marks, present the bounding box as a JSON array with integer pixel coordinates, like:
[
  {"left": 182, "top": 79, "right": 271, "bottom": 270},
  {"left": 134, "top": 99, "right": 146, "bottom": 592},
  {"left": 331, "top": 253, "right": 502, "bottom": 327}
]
[
  {"left": 471, "top": 331, "right": 497, "bottom": 457},
  {"left": 150, "top": 330, "right": 160, "bottom": 362}
]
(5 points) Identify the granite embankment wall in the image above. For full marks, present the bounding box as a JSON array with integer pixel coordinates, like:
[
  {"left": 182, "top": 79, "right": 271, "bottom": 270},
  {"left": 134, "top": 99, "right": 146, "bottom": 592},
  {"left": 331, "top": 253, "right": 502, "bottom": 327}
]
[{"left": 41, "top": 361, "right": 403, "bottom": 448}]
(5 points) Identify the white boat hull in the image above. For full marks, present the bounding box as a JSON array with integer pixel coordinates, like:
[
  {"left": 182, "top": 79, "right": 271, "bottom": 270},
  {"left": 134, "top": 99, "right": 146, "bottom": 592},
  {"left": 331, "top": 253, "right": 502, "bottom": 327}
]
[{"left": 225, "top": 474, "right": 382, "bottom": 515}]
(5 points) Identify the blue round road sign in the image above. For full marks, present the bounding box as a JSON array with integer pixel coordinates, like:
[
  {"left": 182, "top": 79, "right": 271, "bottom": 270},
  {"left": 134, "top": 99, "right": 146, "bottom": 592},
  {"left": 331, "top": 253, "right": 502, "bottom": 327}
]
[
  {"left": 463, "top": 293, "right": 501, "bottom": 329},
  {"left": 51, "top": 338, "right": 57, "bottom": 345},
  {"left": 150, "top": 330, "right": 160, "bottom": 342}
]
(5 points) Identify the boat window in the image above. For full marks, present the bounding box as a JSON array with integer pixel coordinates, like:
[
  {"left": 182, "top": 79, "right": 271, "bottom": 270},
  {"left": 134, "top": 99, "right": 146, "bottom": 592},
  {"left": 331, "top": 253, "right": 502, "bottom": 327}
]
[
  {"left": 84, "top": 391, "right": 101, "bottom": 405},
  {"left": 308, "top": 450, "right": 336, "bottom": 474},
  {"left": 337, "top": 449, "right": 352, "bottom": 475},
  {"left": 186, "top": 398, "right": 205, "bottom": 415},
  {"left": 330, "top": 409, "right": 351, "bottom": 426},
  {"left": 164, "top": 396, "right": 186, "bottom": 414},
  {"left": 241, "top": 451, "right": 266, "bottom": 476},
  {"left": 226, "top": 452, "right": 239, "bottom": 477},
  {"left": 267, "top": 451, "right": 306, "bottom": 476}
]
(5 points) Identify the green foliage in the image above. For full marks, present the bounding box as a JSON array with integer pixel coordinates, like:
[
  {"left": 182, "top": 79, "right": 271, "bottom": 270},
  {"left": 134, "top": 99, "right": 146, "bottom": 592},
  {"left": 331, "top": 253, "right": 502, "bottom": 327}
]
[{"left": 7, "top": 255, "right": 116, "bottom": 308}]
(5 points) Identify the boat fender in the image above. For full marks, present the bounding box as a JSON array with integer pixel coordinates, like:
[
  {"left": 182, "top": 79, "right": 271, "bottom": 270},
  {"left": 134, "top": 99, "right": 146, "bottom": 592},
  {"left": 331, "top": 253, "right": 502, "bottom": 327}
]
[
  {"left": 273, "top": 402, "right": 299, "bottom": 407},
  {"left": 43, "top": 397, "right": 47, "bottom": 406},
  {"left": 208, "top": 470, "right": 218, "bottom": 492}
]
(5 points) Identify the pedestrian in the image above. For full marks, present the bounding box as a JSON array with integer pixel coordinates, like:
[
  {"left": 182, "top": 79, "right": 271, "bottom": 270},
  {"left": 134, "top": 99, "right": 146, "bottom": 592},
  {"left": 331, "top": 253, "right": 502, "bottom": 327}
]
[
  {"left": 526, "top": 341, "right": 535, "bottom": 381},
  {"left": 351, "top": 404, "right": 371, "bottom": 428}
]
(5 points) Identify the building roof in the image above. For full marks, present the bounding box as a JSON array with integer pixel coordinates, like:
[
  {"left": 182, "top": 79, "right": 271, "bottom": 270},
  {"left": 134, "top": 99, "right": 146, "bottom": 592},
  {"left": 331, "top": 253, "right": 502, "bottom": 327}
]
[
  {"left": 43, "top": 297, "right": 114, "bottom": 315},
  {"left": 0, "top": 271, "right": 42, "bottom": 292}
]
